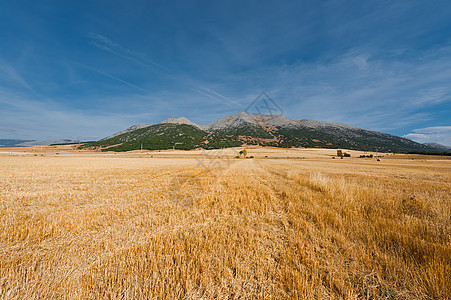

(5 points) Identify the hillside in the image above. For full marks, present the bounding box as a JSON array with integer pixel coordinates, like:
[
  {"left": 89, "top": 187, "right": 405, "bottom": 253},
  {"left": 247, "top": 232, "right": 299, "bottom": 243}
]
[
  {"left": 82, "top": 112, "right": 438, "bottom": 153},
  {"left": 82, "top": 123, "right": 207, "bottom": 151},
  {"left": 423, "top": 143, "right": 451, "bottom": 152},
  {"left": 102, "top": 124, "right": 152, "bottom": 140}
]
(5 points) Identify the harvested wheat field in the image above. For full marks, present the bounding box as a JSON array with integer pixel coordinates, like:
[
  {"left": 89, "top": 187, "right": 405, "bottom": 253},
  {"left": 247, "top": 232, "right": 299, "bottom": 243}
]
[{"left": 0, "top": 150, "right": 450, "bottom": 299}]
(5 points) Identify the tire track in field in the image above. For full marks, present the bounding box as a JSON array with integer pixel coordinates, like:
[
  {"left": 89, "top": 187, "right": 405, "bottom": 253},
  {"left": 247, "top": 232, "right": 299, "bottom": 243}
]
[{"left": 247, "top": 161, "right": 366, "bottom": 298}]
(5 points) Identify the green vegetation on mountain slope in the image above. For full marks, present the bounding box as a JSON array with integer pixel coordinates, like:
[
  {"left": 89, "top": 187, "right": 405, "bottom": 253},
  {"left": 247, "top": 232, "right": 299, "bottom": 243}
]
[
  {"left": 80, "top": 122, "right": 438, "bottom": 153},
  {"left": 81, "top": 124, "right": 207, "bottom": 151}
]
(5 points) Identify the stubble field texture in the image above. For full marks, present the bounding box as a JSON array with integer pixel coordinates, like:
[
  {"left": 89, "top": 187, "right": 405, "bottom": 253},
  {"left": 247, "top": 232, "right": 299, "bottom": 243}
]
[{"left": 0, "top": 151, "right": 450, "bottom": 299}]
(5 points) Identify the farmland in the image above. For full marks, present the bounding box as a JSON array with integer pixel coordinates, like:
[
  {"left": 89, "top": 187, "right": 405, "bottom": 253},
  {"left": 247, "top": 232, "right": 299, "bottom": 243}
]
[{"left": 0, "top": 148, "right": 450, "bottom": 299}]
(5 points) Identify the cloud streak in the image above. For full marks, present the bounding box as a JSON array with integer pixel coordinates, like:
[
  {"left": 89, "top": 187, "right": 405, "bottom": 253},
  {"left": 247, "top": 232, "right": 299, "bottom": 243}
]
[
  {"left": 88, "top": 33, "right": 171, "bottom": 72},
  {"left": 66, "top": 59, "right": 151, "bottom": 93},
  {"left": 0, "top": 59, "right": 37, "bottom": 95},
  {"left": 190, "top": 87, "right": 241, "bottom": 107}
]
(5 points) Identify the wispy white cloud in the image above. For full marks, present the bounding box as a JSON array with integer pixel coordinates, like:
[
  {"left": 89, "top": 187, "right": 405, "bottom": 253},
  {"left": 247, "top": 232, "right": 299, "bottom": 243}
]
[
  {"left": 2, "top": 43, "right": 449, "bottom": 140},
  {"left": 412, "top": 87, "right": 449, "bottom": 106},
  {"left": 0, "top": 89, "right": 163, "bottom": 140},
  {"left": 404, "top": 126, "right": 451, "bottom": 146},
  {"left": 190, "top": 87, "right": 241, "bottom": 107},
  {"left": 210, "top": 45, "right": 451, "bottom": 133},
  {"left": 68, "top": 59, "right": 151, "bottom": 93},
  {"left": 203, "top": 88, "right": 241, "bottom": 107},
  {"left": 0, "top": 59, "right": 36, "bottom": 94},
  {"left": 0, "top": 80, "right": 244, "bottom": 139},
  {"left": 88, "top": 33, "right": 171, "bottom": 72}
]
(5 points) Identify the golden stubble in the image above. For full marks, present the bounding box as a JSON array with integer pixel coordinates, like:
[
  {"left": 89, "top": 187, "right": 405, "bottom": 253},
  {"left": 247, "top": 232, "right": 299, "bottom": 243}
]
[{"left": 0, "top": 155, "right": 449, "bottom": 299}]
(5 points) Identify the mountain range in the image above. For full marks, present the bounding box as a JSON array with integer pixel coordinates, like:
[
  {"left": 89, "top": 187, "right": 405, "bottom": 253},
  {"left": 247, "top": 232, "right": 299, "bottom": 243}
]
[{"left": 80, "top": 112, "right": 449, "bottom": 153}]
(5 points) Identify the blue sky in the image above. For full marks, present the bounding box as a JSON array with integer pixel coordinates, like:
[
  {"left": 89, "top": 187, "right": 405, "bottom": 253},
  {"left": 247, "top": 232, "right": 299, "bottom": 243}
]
[{"left": 1, "top": 0, "right": 450, "bottom": 145}]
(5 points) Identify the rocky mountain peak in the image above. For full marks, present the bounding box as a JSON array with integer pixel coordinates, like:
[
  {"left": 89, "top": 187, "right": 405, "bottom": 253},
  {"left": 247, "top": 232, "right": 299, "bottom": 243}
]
[
  {"left": 159, "top": 117, "right": 203, "bottom": 129},
  {"left": 203, "top": 112, "right": 299, "bottom": 131}
]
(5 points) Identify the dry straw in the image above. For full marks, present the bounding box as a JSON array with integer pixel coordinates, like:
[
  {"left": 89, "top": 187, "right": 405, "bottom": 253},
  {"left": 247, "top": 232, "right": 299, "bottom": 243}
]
[{"left": 0, "top": 155, "right": 449, "bottom": 299}]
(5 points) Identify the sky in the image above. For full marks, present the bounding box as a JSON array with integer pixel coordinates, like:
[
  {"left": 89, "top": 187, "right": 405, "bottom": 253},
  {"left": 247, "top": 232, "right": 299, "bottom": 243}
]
[{"left": 0, "top": 0, "right": 450, "bottom": 145}]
